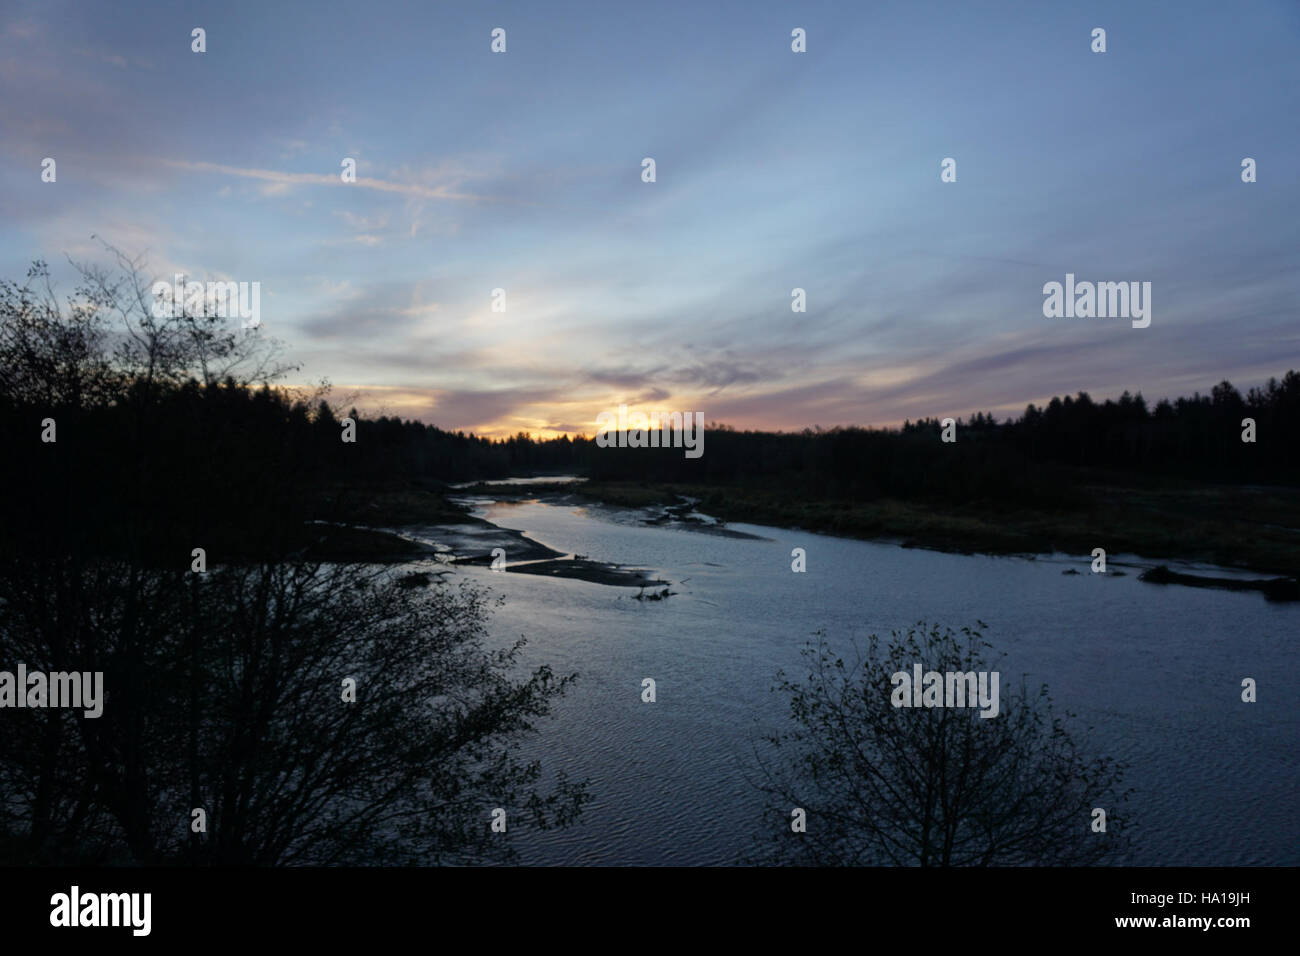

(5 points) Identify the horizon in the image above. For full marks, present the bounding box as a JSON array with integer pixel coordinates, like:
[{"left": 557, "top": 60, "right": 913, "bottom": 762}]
[{"left": 314, "top": 366, "right": 1300, "bottom": 444}]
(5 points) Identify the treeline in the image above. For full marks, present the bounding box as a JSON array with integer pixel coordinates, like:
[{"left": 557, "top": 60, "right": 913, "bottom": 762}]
[
  {"left": 4, "top": 253, "right": 1298, "bottom": 557},
  {"left": 913, "top": 376, "right": 1300, "bottom": 475},
  {"left": 576, "top": 374, "right": 1300, "bottom": 504},
  {"left": 337, "top": 373, "right": 1300, "bottom": 507},
  {"left": 0, "top": 379, "right": 591, "bottom": 563},
  {"left": 353, "top": 415, "right": 590, "bottom": 484},
  {"left": 7, "top": 365, "right": 1295, "bottom": 557},
  {"left": 0, "top": 256, "right": 579, "bottom": 560}
]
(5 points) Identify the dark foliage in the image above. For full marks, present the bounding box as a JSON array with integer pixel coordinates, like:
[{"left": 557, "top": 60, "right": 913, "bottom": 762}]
[
  {"left": 0, "top": 256, "right": 586, "bottom": 865},
  {"left": 748, "top": 623, "right": 1132, "bottom": 866}
]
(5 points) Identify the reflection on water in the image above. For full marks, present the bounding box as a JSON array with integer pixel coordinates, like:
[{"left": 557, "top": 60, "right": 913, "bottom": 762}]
[{"left": 425, "top": 495, "right": 1300, "bottom": 866}]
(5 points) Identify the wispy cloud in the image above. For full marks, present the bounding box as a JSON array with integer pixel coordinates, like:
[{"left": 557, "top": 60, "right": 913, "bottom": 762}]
[{"left": 159, "top": 160, "right": 517, "bottom": 204}]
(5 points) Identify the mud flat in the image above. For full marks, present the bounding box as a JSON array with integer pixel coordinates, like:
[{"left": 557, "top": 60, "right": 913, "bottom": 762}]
[
  {"left": 1139, "top": 565, "right": 1300, "bottom": 602},
  {"left": 379, "top": 513, "right": 668, "bottom": 589},
  {"left": 454, "top": 554, "right": 667, "bottom": 587}
]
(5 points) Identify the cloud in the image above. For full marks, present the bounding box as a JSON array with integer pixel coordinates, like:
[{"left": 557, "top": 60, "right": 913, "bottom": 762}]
[
  {"left": 4, "top": 19, "right": 40, "bottom": 40},
  {"left": 426, "top": 387, "right": 567, "bottom": 431},
  {"left": 159, "top": 159, "right": 516, "bottom": 204},
  {"left": 668, "top": 358, "right": 773, "bottom": 392},
  {"left": 73, "top": 48, "right": 127, "bottom": 68},
  {"left": 582, "top": 365, "right": 668, "bottom": 389},
  {"left": 333, "top": 210, "right": 389, "bottom": 231}
]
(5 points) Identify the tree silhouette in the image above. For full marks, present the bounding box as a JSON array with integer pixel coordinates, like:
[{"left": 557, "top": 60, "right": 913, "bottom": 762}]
[
  {"left": 749, "top": 622, "right": 1131, "bottom": 866},
  {"left": 0, "top": 250, "right": 586, "bottom": 864},
  {"left": 0, "top": 561, "right": 586, "bottom": 864}
]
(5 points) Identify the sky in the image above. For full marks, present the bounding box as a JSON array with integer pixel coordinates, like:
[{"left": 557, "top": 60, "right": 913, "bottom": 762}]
[{"left": 2, "top": 0, "right": 1298, "bottom": 438}]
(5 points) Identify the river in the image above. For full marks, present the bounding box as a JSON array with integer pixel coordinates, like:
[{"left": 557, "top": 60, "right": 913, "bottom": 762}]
[{"left": 406, "top": 492, "right": 1299, "bottom": 866}]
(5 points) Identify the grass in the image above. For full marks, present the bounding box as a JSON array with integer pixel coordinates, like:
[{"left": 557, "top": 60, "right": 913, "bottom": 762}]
[{"left": 569, "top": 479, "right": 1300, "bottom": 578}]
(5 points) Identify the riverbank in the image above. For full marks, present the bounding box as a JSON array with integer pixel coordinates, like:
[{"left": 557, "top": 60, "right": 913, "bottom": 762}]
[
  {"left": 300, "top": 477, "right": 1300, "bottom": 598},
  {"left": 313, "top": 485, "right": 667, "bottom": 587},
  {"left": 453, "top": 477, "right": 1300, "bottom": 585}
]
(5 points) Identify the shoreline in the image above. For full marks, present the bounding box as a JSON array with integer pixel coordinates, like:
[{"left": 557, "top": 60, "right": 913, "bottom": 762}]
[
  {"left": 449, "top": 479, "right": 1300, "bottom": 600},
  {"left": 303, "top": 481, "right": 1300, "bottom": 600}
]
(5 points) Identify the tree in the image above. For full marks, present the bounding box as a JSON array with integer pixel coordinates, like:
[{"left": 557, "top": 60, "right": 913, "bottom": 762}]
[
  {"left": 0, "top": 260, "right": 120, "bottom": 411},
  {"left": 0, "top": 560, "right": 587, "bottom": 865},
  {"left": 72, "top": 240, "right": 296, "bottom": 393},
  {"left": 750, "top": 622, "right": 1131, "bottom": 866},
  {"left": 0, "top": 248, "right": 587, "bottom": 864}
]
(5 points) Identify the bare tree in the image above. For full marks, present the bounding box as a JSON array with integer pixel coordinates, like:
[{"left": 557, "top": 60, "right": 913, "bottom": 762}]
[
  {"left": 0, "top": 561, "right": 587, "bottom": 865},
  {"left": 749, "top": 622, "right": 1131, "bottom": 866},
  {"left": 1, "top": 244, "right": 297, "bottom": 414},
  {"left": 71, "top": 238, "right": 297, "bottom": 391},
  {"left": 0, "top": 260, "right": 120, "bottom": 411}
]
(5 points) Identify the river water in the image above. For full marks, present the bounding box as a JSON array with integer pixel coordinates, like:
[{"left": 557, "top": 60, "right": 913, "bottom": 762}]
[{"left": 415, "top": 493, "right": 1299, "bottom": 866}]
